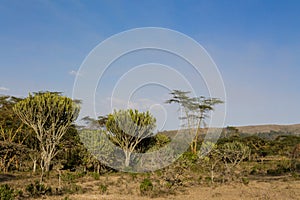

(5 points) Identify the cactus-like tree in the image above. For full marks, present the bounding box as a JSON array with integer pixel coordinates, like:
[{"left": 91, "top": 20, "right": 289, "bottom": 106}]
[
  {"left": 106, "top": 109, "right": 156, "bottom": 167},
  {"left": 13, "top": 92, "right": 80, "bottom": 176}
]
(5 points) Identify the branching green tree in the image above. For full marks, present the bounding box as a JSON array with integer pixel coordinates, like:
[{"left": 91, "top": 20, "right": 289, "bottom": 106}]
[
  {"left": 13, "top": 92, "right": 80, "bottom": 177},
  {"left": 241, "top": 136, "right": 269, "bottom": 161},
  {"left": 200, "top": 142, "right": 222, "bottom": 183},
  {"left": 0, "top": 141, "right": 28, "bottom": 172},
  {"left": 219, "top": 141, "right": 250, "bottom": 182},
  {"left": 0, "top": 95, "right": 29, "bottom": 172},
  {"left": 291, "top": 143, "right": 300, "bottom": 171},
  {"left": 105, "top": 109, "right": 156, "bottom": 167},
  {"left": 166, "top": 90, "right": 223, "bottom": 154}
]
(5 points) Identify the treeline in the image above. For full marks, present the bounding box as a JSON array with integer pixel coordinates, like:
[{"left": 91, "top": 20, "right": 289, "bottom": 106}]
[
  {"left": 0, "top": 92, "right": 171, "bottom": 175},
  {"left": 0, "top": 92, "right": 300, "bottom": 176},
  {"left": 0, "top": 92, "right": 300, "bottom": 199}
]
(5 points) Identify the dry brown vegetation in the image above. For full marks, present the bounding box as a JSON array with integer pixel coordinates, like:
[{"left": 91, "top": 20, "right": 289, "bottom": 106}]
[{"left": 1, "top": 171, "right": 300, "bottom": 200}]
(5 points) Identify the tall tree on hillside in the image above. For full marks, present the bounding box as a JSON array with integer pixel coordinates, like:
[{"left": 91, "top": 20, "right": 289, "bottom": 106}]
[
  {"left": 13, "top": 92, "right": 80, "bottom": 178},
  {"left": 165, "top": 90, "right": 223, "bottom": 154}
]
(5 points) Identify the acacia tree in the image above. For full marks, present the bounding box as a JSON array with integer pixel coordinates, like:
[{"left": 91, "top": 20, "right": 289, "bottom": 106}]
[
  {"left": 105, "top": 109, "right": 156, "bottom": 167},
  {"left": 13, "top": 92, "right": 80, "bottom": 175},
  {"left": 166, "top": 90, "right": 223, "bottom": 154}
]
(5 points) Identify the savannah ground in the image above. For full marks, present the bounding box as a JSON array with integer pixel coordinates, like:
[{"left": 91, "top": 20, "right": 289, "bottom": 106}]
[{"left": 1, "top": 168, "right": 300, "bottom": 200}]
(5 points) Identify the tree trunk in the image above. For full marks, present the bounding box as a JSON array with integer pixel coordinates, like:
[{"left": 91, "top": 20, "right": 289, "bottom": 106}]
[
  {"left": 40, "top": 160, "right": 44, "bottom": 183},
  {"left": 45, "top": 160, "right": 50, "bottom": 172},
  {"left": 33, "top": 159, "right": 37, "bottom": 173},
  {"left": 97, "top": 163, "right": 100, "bottom": 174},
  {"left": 43, "top": 153, "right": 52, "bottom": 172},
  {"left": 58, "top": 170, "right": 61, "bottom": 189},
  {"left": 210, "top": 167, "right": 214, "bottom": 183},
  {"left": 124, "top": 151, "right": 131, "bottom": 167}
]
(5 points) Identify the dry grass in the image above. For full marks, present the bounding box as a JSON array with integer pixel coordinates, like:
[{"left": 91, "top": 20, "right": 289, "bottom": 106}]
[
  {"left": 41, "top": 180, "right": 300, "bottom": 200},
  {"left": 1, "top": 172, "right": 300, "bottom": 200}
]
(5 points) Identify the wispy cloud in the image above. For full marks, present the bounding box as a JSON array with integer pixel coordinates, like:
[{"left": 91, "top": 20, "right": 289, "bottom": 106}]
[
  {"left": 0, "top": 86, "right": 9, "bottom": 91},
  {"left": 106, "top": 97, "right": 158, "bottom": 111},
  {"left": 69, "top": 70, "right": 81, "bottom": 76}
]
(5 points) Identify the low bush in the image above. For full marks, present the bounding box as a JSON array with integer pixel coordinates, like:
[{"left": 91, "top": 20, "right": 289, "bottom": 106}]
[
  {"left": 99, "top": 184, "right": 108, "bottom": 194},
  {"left": 61, "top": 183, "right": 83, "bottom": 194},
  {"left": 60, "top": 171, "right": 85, "bottom": 185},
  {"left": 241, "top": 177, "right": 249, "bottom": 185},
  {"left": 0, "top": 184, "right": 14, "bottom": 200},
  {"left": 89, "top": 172, "right": 100, "bottom": 180},
  {"left": 25, "top": 181, "right": 52, "bottom": 197},
  {"left": 267, "top": 165, "right": 290, "bottom": 176},
  {"left": 140, "top": 178, "right": 153, "bottom": 196}
]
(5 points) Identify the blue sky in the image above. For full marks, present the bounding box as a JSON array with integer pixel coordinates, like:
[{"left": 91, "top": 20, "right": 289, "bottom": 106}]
[{"left": 0, "top": 0, "right": 300, "bottom": 129}]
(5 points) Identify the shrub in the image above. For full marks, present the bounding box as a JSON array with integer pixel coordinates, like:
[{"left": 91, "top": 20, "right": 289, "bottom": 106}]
[
  {"left": 25, "top": 183, "right": 34, "bottom": 195},
  {"left": 0, "top": 184, "right": 14, "bottom": 200},
  {"left": 99, "top": 184, "right": 108, "bottom": 194},
  {"left": 25, "top": 181, "right": 52, "bottom": 197},
  {"left": 61, "top": 183, "right": 83, "bottom": 194},
  {"left": 130, "top": 173, "right": 137, "bottom": 181},
  {"left": 267, "top": 163, "right": 290, "bottom": 176},
  {"left": 61, "top": 172, "right": 76, "bottom": 183},
  {"left": 14, "top": 189, "right": 23, "bottom": 198},
  {"left": 140, "top": 178, "right": 153, "bottom": 196},
  {"left": 241, "top": 177, "right": 249, "bottom": 185},
  {"left": 89, "top": 172, "right": 100, "bottom": 180},
  {"left": 180, "top": 152, "right": 198, "bottom": 166}
]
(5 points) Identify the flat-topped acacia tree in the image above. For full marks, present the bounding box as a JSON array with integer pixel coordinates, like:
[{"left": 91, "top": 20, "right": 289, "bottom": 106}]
[
  {"left": 13, "top": 92, "right": 80, "bottom": 175},
  {"left": 166, "top": 90, "right": 223, "bottom": 154}
]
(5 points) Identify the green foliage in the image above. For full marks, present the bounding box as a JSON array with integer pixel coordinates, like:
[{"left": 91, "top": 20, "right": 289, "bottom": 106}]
[
  {"left": 63, "top": 196, "right": 70, "bottom": 200},
  {"left": 78, "top": 129, "right": 114, "bottom": 168},
  {"left": 61, "top": 183, "right": 83, "bottom": 194},
  {"left": 241, "top": 177, "right": 249, "bottom": 185},
  {"left": 219, "top": 141, "right": 251, "bottom": 166},
  {"left": 0, "top": 96, "right": 29, "bottom": 173},
  {"left": 58, "top": 125, "right": 84, "bottom": 171},
  {"left": 270, "top": 136, "right": 300, "bottom": 156},
  {"left": 148, "top": 133, "right": 171, "bottom": 151},
  {"left": 179, "top": 151, "right": 198, "bottom": 167},
  {"left": 0, "top": 96, "right": 23, "bottom": 136},
  {"left": 0, "top": 184, "right": 14, "bottom": 200},
  {"left": 266, "top": 161, "right": 291, "bottom": 176},
  {"left": 13, "top": 92, "right": 80, "bottom": 132},
  {"left": 140, "top": 178, "right": 153, "bottom": 196},
  {"left": 61, "top": 172, "right": 85, "bottom": 183},
  {"left": 99, "top": 184, "right": 108, "bottom": 194},
  {"left": 25, "top": 181, "right": 52, "bottom": 197},
  {"left": 106, "top": 109, "right": 156, "bottom": 167},
  {"left": 13, "top": 92, "right": 80, "bottom": 172},
  {"left": 106, "top": 109, "right": 156, "bottom": 141},
  {"left": 89, "top": 172, "right": 100, "bottom": 180}
]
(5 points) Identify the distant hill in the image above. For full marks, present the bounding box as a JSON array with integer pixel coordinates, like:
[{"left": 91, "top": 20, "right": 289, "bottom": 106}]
[
  {"left": 236, "top": 124, "right": 300, "bottom": 135},
  {"left": 159, "top": 124, "right": 300, "bottom": 139}
]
